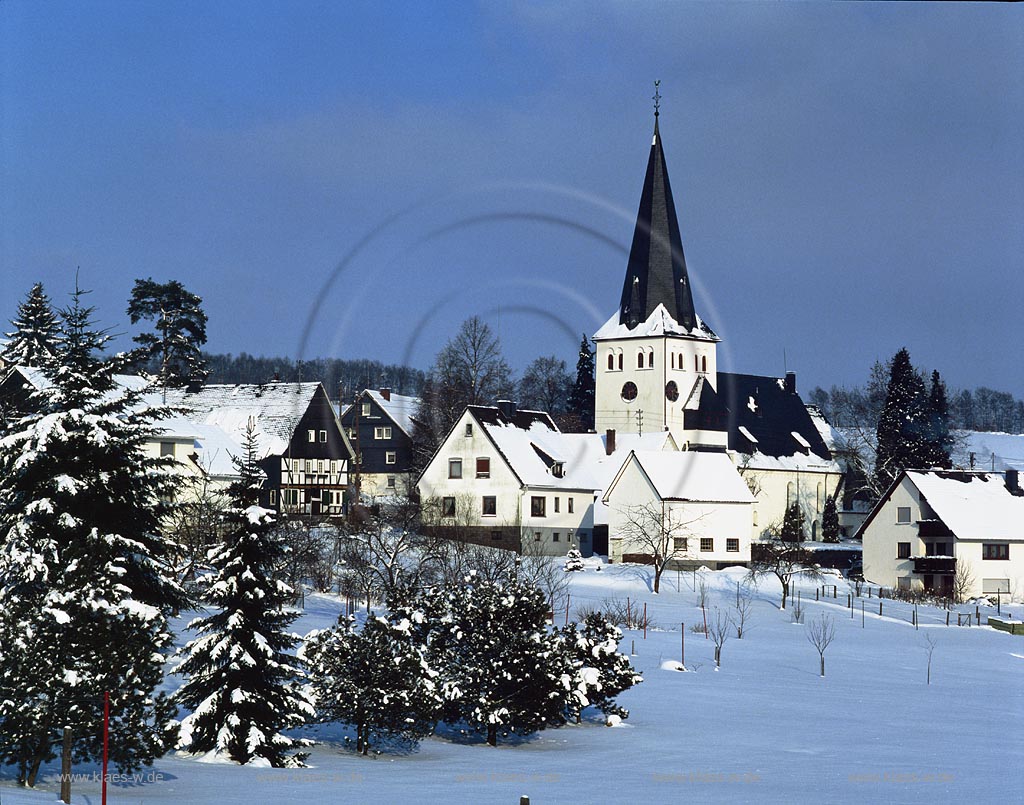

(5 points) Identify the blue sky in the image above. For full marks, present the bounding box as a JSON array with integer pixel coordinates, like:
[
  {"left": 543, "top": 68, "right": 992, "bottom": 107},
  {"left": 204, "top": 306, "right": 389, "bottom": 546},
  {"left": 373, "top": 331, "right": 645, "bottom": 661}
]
[{"left": 2, "top": 2, "right": 1022, "bottom": 397}]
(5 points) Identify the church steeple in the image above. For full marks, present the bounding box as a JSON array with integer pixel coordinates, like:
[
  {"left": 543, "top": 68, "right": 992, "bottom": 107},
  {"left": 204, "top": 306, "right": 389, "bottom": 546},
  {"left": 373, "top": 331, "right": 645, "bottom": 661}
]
[{"left": 618, "top": 96, "right": 698, "bottom": 331}]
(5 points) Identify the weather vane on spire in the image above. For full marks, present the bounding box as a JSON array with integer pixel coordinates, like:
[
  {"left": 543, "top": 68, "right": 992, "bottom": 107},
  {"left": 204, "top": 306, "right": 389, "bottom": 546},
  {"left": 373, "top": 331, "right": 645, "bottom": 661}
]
[{"left": 653, "top": 79, "right": 661, "bottom": 117}]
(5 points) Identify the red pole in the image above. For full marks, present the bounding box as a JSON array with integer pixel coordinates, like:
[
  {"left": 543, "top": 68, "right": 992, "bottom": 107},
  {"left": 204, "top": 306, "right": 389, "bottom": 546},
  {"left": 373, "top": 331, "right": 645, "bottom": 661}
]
[{"left": 102, "top": 690, "right": 110, "bottom": 805}]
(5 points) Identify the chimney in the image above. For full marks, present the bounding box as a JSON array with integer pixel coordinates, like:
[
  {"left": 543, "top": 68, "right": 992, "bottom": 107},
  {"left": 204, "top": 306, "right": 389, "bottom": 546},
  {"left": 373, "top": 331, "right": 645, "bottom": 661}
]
[
  {"left": 1006, "top": 469, "right": 1020, "bottom": 495},
  {"left": 784, "top": 372, "right": 797, "bottom": 394},
  {"left": 497, "top": 400, "right": 517, "bottom": 420},
  {"left": 380, "top": 387, "right": 391, "bottom": 402},
  {"left": 605, "top": 429, "right": 616, "bottom": 456}
]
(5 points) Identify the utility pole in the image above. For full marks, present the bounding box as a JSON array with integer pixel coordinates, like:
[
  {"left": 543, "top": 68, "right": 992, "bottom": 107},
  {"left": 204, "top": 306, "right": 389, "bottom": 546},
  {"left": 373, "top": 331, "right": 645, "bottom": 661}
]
[{"left": 635, "top": 408, "right": 644, "bottom": 437}]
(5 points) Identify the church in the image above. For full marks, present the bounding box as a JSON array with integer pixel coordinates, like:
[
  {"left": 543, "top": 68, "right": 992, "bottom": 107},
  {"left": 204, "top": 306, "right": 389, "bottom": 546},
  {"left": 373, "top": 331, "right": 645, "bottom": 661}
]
[{"left": 593, "top": 104, "right": 842, "bottom": 544}]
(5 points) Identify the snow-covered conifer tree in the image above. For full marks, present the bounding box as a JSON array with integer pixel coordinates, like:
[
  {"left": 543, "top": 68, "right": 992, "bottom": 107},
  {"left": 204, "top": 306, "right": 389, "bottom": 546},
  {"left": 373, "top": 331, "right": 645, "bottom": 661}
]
[
  {"left": 173, "top": 420, "right": 313, "bottom": 767},
  {"left": 563, "top": 612, "right": 642, "bottom": 722},
  {"left": 302, "top": 612, "right": 439, "bottom": 755},
  {"left": 0, "top": 285, "right": 183, "bottom": 787},
  {"left": 821, "top": 493, "right": 841, "bottom": 543},
  {"left": 875, "top": 348, "right": 930, "bottom": 489},
  {"left": 563, "top": 546, "right": 585, "bottom": 572},
  {"left": 430, "top": 572, "right": 572, "bottom": 746},
  {"left": 2, "top": 282, "right": 60, "bottom": 368}
]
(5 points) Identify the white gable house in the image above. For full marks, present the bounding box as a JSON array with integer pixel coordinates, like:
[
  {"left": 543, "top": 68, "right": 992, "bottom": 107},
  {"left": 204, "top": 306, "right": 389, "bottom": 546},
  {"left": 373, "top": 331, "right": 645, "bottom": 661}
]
[
  {"left": 603, "top": 451, "right": 754, "bottom": 568},
  {"left": 860, "top": 469, "right": 1024, "bottom": 601}
]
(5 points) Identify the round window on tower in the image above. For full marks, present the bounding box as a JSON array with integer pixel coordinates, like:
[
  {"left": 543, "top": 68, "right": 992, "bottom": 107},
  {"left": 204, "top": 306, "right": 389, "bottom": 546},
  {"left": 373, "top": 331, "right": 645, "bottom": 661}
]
[
  {"left": 621, "top": 382, "right": 638, "bottom": 403},
  {"left": 665, "top": 380, "right": 679, "bottom": 402}
]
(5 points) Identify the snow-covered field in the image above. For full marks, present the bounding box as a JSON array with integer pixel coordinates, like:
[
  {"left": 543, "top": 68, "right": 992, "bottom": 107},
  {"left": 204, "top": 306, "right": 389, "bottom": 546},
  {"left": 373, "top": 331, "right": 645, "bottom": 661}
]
[{"left": 3, "top": 562, "right": 1019, "bottom": 804}]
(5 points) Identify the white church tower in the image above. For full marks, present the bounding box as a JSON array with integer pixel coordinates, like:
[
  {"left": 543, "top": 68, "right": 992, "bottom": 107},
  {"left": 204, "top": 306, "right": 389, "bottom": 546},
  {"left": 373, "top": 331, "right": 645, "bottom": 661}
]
[{"left": 594, "top": 103, "right": 726, "bottom": 451}]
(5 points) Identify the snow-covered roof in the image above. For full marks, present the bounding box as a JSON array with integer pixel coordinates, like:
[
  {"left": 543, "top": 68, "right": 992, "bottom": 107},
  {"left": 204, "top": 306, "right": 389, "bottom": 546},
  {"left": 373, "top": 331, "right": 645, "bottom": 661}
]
[
  {"left": 952, "top": 431, "right": 1024, "bottom": 473},
  {"left": 164, "top": 381, "right": 324, "bottom": 458},
  {"left": 470, "top": 405, "right": 674, "bottom": 492},
  {"left": 905, "top": 471, "right": 1024, "bottom": 542},
  {"left": 593, "top": 303, "right": 718, "bottom": 342},
  {"left": 366, "top": 390, "right": 420, "bottom": 437},
  {"left": 607, "top": 450, "right": 755, "bottom": 504},
  {"left": 155, "top": 416, "right": 245, "bottom": 478}
]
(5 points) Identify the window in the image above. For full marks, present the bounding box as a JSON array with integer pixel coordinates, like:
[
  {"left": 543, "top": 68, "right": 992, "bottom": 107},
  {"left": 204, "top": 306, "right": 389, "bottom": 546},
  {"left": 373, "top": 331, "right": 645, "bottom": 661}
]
[
  {"left": 617, "top": 353, "right": 623, "bottom": 371},
  {"left": 554, "top": 497, "right": 560, "bottom": 513},
  {"left": 897, "top": 542, "right": 911, "bottom": 559},
  {"left": 304, "top": 460, "right": 312, "bottom": 473},
  {"left": 361, "top": 403, "right": 371, "bottom": 417},
  {"left": 553, "top": 532, "right": 560, "bottom": 542},
  {"left": 531, "top": 496, "right": 546, "bottom": 517},
  {"left": 665, "top": 380, "right": 679, "bottom": 402},
  {"left": 374, "top": 426, "right": 392, "bottom": 440},
  {"left": 673, "top": 537, "right": 688, "bottom": 553},
  {"left": 897, "top": 507, "right": 912, "bottom": 524},
  {"left": 694, "top": 354, "right": 699, "bottom": 372},
  {"left": 441, "top": 497, "right": 456, "bottom": 517},
  {"left": 448, "top": 459, "right": 462, "bottom": 479},
  {"left": 727, "top": 538, "right": 740, "bottom": 553},
  {"left": 330, "top": 460, "right": 337, "bottom": 474},
  {"left": 476, "top": 457, "right": 490, "bottom": 478},
  {"left": 701, "top": 356, "right": 707, "bottom": 372},
  {"left": 637, "top": 351, "right": 644, "bottom": 369},
  {"left": 319, "top": 430, "right": 327, "bottom": 443},
  {"left": 282, "top": 489, "right": 299, "bottom": 506},
  {"left": 160, "top": 441, "right": 175, "bottom": 457},
  {"left": 465, "top": 423, "right": 473, "bottom": 437},
  {"left": 307, "top": 429, "right": 315, "bottom": 442},
  {"left": 534, "top": 532, "right": 542, "bottom": 542},
  {"left": 983, "top": 578, "right": 1010, "bottom": 594},
  {"left": 568, "top": 498, "right": 574, "bottom": 514},
  {"left": 983, "top": 543, "right": 1009, "bottom": 561},
  {"left": 269, "top": 490, "right": 277, "bottom": 505},
  {"left": 317, "top": 460, "right": 324, "bottom": 473},
  {"left": 386, "top": 476, "right": 396, "bottom": 489},
  {"left": 671, "top": 353, "right": 675, "bottom": 370},
  {"left": 648, "top": 351, "right": 654, "bottom": 368},
  {"left": 607, "top": 353, "right": 614, "bottom": 371},
  {"left": 491, "top": 531, "right": 503, "bottom": 542},
  {"left": 482, "top": 496, "right": 496, "bottom": 516},
  {"left": 386, "top": 451, "right": 397, "bottom": 465},
  {"left": 700, "top": 538, "right": 714, "bottom": 552},
  {"left": 621, "top": 381, "right": 638, "bottom": 402}
]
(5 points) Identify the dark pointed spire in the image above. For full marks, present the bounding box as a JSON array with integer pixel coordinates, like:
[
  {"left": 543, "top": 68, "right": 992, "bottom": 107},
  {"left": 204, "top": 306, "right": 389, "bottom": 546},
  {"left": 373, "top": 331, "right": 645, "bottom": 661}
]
[{"left": 619, "top": 93, "right": 698, "bottom": 331}]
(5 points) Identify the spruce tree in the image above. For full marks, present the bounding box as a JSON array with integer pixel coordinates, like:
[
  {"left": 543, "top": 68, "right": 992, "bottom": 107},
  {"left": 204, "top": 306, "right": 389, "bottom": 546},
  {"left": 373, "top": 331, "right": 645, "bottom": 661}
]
[
  {"left": 875, "top": 348, "right": 930, "bottom": 490},
  {"left": 0, "top": 286, "right": 183, "bottom": 787},
  {"left": 173, "top": 420, "right": 313, "bottom": 766},
  {"left": 821, "top": 494, "right": 841, "bottom": 543},
  {"left": 127, "top": 278, "right": 209, "bottom": 386},
  {"left": 924, "top": 370, "right": 953, "bottom": 470},
  {"left": 780, "top": 501, "right": 805, "bottom": 543},
  {"left": 565, "top": 334, "right": 595, "bottom": 433},
  {"left": 429, "top": 572, "right": 572, "bottom": 746},
  {"left": 302, "top": 614, "right": 439, "bottom": 755},
  {"left": 562, "top": 613, "right": 641, "bottom": 722},
  {"left": 563, "top": 546, "right": 585, "bottom": 572},
  {"left": 2, "top": 282, "right": 60, "bottom": 368}
]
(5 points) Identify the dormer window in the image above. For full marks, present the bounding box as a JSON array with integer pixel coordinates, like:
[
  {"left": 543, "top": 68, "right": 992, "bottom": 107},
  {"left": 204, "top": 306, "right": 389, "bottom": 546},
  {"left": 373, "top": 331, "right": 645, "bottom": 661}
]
[{"left": 552, "top": 462, "right": 564, "bottom": 478}]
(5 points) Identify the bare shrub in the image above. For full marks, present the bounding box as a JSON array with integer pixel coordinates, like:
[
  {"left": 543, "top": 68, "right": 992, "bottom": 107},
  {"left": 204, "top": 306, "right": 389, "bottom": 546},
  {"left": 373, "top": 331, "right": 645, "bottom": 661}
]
[
  {"left": 806, "top": 613, "right": 836, "bottom": 677},
  {"left": 707, "top": 607, "right": 732, "bottom": 667}
]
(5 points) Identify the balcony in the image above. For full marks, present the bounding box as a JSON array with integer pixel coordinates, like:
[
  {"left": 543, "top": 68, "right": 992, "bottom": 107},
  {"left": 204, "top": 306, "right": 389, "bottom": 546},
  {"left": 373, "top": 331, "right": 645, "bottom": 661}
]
[{"left": 912, "top": 556, "right": 956, "bottom": 574}]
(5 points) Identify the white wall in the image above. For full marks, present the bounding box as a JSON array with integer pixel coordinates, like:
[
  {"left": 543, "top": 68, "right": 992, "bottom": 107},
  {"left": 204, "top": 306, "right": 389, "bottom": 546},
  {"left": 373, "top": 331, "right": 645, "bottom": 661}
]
[{"left": 743, "top": 465, "right": 842, "bottom": 542}]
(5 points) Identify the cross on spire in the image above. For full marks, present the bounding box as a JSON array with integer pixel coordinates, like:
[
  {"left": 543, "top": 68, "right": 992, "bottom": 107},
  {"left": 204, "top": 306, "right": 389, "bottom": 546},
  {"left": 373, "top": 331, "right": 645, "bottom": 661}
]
[{"left": 652, "top": 80, "right": 661, "bottom": 118}]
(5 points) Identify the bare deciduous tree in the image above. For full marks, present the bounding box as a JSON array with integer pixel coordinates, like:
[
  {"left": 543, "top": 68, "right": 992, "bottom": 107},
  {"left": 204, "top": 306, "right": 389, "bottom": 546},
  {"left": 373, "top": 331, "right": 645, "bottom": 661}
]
[
  {"left": 924, "top": 633, "right": 937, "bottom": 685},
  {"left": 952, "top": 558, "right": 974, "bottom": 604},
  {"left": 615, "top": 501, "right": 703, "bottom": 594},
  {"left": 708, "top": 607, "right": 732, "bottom": 667},
  {"left": 746, "top": 530, "right": 822, "bottom": 610},
  {"left": 733, "top": 591, "right": 753, "bottom": 639},
  {"left": 806, "top": 614, "right": 836, "bottom": 677}
]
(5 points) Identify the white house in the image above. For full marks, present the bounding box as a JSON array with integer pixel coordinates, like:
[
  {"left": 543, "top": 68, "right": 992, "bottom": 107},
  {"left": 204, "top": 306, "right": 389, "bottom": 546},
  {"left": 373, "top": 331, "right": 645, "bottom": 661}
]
[
  {"left": 602, "top": 450, "right": 754, "bottom": 568},
  {"left": 416, "top": 402, "right": 675, "bottom": 556},
  {"left": 592, "top": 114, "right": 842, "bottom": 541},
  {"left": 859, "top": 469, "right": 1024, "bottom": 601}
]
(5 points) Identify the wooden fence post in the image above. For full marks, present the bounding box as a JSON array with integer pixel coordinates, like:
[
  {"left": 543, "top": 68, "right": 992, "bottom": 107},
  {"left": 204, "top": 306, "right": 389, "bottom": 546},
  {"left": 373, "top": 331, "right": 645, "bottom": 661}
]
[
  {"left": 60, "top": 725, "right": 73, "bottom": 804},
  {"left": 681, "top": 623, "right": 685, "bottom": 667}
]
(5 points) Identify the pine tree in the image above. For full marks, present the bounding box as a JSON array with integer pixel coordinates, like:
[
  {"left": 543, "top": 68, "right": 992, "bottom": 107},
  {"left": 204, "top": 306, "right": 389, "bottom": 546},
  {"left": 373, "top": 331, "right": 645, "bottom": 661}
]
[
  {"left": 924, "top": 370, "right": 953, "bottom": 470},
  {"left": 780, "top": 501, "right": 805, "bottom": 543},
  {"left": 563, "top": 547, "right": 585, "bottom": 572},
  {"left": 429, "top": 572, "right": 572, "bottom": 746},
  {"left": 127, "top": 278, "right": 209, "bottom": 386},
  {"left": 565, "top": 334, "right": 595, "bottom": 433},
  {"left": 821, "top": 494, "right": 840, "bottom": 543},
  {"left": 302, "top": 613, "right": 439, "bottom": 755},
  {"left": 173, "top": 420, "right": 313, "bottom": 767},
  {"left": 875, "top": 348, "right": 930, "bottom": 490},
  {"left": 562, "top": 613, "right": 642, "bottom": 722},
  {"left": 0, "top": 286, "right": 183, "bottom": 787},
  {"left": 2, "top": 282, "right": 60, "bottom": 368}
]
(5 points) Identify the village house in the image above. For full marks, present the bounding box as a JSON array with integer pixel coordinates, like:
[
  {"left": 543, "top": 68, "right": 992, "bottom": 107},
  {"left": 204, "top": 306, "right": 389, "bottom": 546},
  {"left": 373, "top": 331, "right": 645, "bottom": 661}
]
[
  {"left": 339, "top": 387, "right": 419, "bottom": 498},
  {"left": 859, "top": 469, "right": 1024, "bottom": 601}
]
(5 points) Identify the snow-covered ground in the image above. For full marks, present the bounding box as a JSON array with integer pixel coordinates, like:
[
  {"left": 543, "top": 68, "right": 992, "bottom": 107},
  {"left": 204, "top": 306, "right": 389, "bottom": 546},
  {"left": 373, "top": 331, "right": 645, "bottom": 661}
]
[{"left": 3, "top": 562, "right": 1019, "bottom": 804}]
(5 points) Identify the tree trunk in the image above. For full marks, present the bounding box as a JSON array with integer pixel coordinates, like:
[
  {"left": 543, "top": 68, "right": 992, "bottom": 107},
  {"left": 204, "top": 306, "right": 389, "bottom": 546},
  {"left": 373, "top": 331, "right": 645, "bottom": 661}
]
[
  {"left": 653, "top": 566, "right": 661, "bottom": 594},
  {"left": 780, "top": 579, "right": 788, "bottom": 610},
  {"left": 487, "top": 724, "right": 497, "bottom": 747},
  {"left": 820, "top": 655, "right": 825, "bottom": 677},
  {"left": 714, "top": 647, "right": 720, "bottom": 666},
  {"left": 26, "top": 752, "right": 45, "bottom": 788}
]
